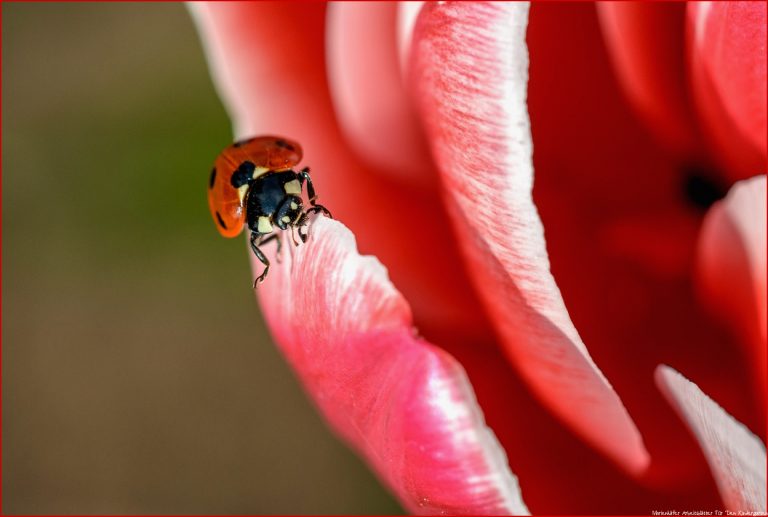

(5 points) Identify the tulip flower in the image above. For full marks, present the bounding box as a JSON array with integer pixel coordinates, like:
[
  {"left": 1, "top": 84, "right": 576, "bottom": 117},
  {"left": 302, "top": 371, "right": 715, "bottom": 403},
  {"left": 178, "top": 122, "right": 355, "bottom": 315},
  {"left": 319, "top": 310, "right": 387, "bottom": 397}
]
[{"left": 189, "top": 2, "right": 766, "bottom": 514}]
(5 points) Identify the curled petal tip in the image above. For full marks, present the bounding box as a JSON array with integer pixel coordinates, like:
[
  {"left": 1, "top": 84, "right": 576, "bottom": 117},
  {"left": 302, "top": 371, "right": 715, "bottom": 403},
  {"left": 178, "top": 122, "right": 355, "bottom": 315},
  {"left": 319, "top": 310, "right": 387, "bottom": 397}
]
[{"left": 254, "top": 218, "right": 529, "bottom": 515}]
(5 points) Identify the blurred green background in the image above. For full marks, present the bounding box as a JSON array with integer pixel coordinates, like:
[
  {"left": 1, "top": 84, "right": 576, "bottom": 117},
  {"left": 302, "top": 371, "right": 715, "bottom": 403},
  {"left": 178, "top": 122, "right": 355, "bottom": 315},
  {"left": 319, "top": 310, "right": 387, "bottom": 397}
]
[{"left": 2, "top": 3, "right": 401, "bottom": 514}]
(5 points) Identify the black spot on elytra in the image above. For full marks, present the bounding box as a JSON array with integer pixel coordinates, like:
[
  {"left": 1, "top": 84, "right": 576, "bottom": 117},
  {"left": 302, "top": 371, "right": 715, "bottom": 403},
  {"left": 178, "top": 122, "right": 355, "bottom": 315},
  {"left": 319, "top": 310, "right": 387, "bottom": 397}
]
[
  {"left": 682, "top": 165, "right": 727, "bottom": 212},
  {"left": 275, "top": 139, "right": 295, "bottom": 151},
  {"left": 216, "top": 211, "right": 227, "bottom": 229},
  {"left": 231, "top": 161, "right": 256, "bottom": 188},
  {"left": 209, "top": 167, "right": 216, "bottom": 189}
]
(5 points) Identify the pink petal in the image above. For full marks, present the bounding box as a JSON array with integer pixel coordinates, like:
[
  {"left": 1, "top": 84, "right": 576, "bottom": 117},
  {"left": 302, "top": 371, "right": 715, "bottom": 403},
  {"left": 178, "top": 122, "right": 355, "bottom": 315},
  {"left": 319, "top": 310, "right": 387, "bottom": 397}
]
[
  {"left": 326, "top": 2, "right": 431, "bottom": 186},
  {"left": 408, "top": 2, "right": 649, "bottom": 474},
  {"left": 696, "top": 175, "right": 767, "bottom": 424},
  {"left": 596, "top": 2, "right": 701, "bottom": 158},
  {"left": 688, "top": 2, "right": 768, "bottom": 181},
  {"left": 656, "top": 365, "right": 767, "bottom": 512},
  {"left": 253, "top": 218, "right": 528, "bottom": 515}
]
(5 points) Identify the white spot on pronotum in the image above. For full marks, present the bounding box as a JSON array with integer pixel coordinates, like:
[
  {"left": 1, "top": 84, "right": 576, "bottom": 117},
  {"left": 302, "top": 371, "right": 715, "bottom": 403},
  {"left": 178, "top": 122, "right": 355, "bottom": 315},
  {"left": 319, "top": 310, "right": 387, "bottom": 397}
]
[
  {"left": 252, "top": 166, "right": 269, "bottom": 179},
  {"left": 257, "top": 216, "right": 273, "bottom": 233},
  {"left": 237, "top": 185, "right": 249, "bottom": 204},
  {"left": 290, "top": 202, "right": 298, "bottom": 210},
  {"left": 284, "top": 179, "right": 301, "bottom": 195},
  {"left": 281, "top": 216, "right": 291, "bottom": 224}
]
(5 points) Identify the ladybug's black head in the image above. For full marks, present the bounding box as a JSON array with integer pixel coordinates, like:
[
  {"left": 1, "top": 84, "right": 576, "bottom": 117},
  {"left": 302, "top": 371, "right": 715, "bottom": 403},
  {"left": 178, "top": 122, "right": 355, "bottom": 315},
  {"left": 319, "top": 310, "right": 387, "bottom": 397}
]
[{"left": 275, "top": 195, "right": 304, "bottom": 231}]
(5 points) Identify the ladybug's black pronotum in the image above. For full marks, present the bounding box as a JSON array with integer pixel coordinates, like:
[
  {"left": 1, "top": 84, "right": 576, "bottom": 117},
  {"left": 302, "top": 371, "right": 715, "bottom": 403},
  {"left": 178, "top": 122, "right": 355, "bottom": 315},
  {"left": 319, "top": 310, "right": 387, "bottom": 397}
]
[{"left": 207, "top": 136, "right": 331, "bottom": 286}]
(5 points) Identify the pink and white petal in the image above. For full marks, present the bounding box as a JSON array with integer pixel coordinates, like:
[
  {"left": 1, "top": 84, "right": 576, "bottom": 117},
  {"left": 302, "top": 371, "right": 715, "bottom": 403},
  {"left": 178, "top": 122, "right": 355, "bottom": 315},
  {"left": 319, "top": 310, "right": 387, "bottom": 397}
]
[
  {"left": 326, "top": 2, "right": 431, "bottom": 186},
  {"left": 597, "top": 2, "right": 701, "bottom": 158},
  {"left": 688, "top": 2, "right": 768, "bottom": 181},
  {"left": 407, "top": 2, "right": 649, "bottom": 475},
  {"left": 656, "top": 365, "right": 767, "bottom": 513},
  {"left": 254, "top": 218, "right": 528, "bottom": 516},
  {"left": 696, "top": 175, "right": 767, "bottom": 419}
]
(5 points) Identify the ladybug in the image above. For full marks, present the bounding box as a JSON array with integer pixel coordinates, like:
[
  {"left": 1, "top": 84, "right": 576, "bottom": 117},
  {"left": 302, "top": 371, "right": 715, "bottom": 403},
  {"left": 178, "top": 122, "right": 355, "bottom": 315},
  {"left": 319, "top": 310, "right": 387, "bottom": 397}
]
[{"left": 208, "top": 136, "right": 331, "bottom": 286}]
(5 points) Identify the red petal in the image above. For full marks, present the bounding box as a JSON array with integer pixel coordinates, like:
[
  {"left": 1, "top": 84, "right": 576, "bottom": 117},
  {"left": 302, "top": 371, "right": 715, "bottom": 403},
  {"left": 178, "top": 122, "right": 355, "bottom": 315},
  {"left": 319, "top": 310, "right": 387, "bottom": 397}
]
[
  {"left": 326, "top": 2, "right": 432, "bottom": 186},
  {"left": 656, "top": 366, "right": 767, "bottom": 512},
  {"left": 596, "top": 3, "right": 701, "bottom": 158},
  {"left": 688, "top": 2, "right": 768, "bottom": 180},
  {"left": 408, "top": 2, "right": 648, "bottom": 474},
  {"left": 696, "top": 175, "right": 767, "bottom": 428},
  {"left": 525, "top": 2, "right": 758, "bottom": 486},
  {"left": 253, "top": 218, "right": 528, "bottom": 515}
]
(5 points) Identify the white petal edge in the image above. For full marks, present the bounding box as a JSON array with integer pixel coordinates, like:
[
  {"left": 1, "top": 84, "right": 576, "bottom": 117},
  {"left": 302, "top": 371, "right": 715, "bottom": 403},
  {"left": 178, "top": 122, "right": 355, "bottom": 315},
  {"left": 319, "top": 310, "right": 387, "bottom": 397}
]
[
  {"left": 656, "top": 365, "right": 767, "bottom": 513},
  {"left": 407, "top": 1, "right": 650, "bottom": 474}
]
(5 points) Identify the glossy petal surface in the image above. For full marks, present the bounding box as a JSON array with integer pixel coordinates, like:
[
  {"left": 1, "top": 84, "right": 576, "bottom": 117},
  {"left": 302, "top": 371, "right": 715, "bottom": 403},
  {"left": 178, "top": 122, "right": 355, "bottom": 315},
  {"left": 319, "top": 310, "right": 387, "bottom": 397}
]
[
  {"left": 326, "top": 2, "right": 430, "bottom": 185},
  {"left": 254, "top": 218, "right": 528, "bottom": 516},
  {"left": 688, "top": 2, "right": 768, "bottom": 180},
  {"left": 408, "top": 1, "right": 648, "bottom": 475},
  {"left": 597, "top": 2, "right": 699, "bottom": 157},
  {"left": 656, "top": 366, "right": 767, "bottom": 513}
]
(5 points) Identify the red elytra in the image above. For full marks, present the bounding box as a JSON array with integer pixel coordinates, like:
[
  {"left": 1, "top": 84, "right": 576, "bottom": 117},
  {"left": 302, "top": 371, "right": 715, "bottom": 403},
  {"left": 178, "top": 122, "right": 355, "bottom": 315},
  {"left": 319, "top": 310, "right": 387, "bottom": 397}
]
[{"left": 207, "top": 136, "right": 303, "bottom": 237}]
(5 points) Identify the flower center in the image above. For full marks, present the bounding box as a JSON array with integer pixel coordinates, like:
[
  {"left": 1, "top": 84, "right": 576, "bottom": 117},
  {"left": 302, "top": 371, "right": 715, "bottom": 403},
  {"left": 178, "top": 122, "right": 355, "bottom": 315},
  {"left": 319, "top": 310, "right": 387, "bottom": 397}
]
[{"left": 682, "top": 165, "right": 727, "bottom": 212}]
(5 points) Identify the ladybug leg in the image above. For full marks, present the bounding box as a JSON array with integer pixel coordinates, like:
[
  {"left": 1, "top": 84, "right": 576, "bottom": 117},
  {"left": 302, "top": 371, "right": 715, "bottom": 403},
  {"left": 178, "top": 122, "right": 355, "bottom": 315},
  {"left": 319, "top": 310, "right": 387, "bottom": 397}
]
[
  {"left": 250, "top": 232, "right": 271, "bottom": 287},
  {"left": 295, "top": 212, "right": 310, "bottom": 243},
  {"left": 259, "top": 232, "right": 282, "bottom": 263},
  {"left": 298, "top": 168, "right": 332, "bottom": 218},
  {"left": 305, "top": 205, "right": 332, "bottom": 218},
  {"left": 297, "top": 167, "right": 317, "bottom": 203}
]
